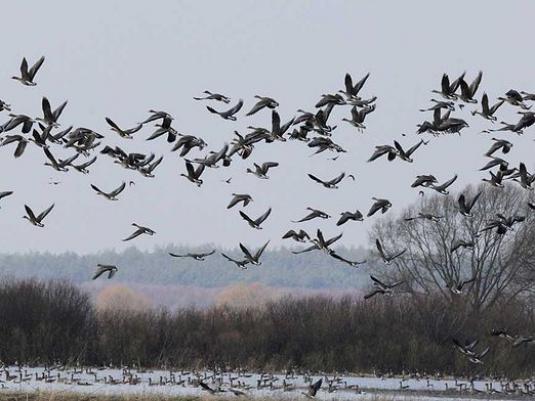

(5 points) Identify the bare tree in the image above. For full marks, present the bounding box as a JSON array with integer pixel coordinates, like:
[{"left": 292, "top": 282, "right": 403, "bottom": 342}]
[{"left": 371, "top": 183, "right": 535, "bottom": 314}]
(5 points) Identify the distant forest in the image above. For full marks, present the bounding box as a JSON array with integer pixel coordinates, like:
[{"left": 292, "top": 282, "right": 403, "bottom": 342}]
[{"left": 0, "top": 245, "right": 369, "bottom": 289}]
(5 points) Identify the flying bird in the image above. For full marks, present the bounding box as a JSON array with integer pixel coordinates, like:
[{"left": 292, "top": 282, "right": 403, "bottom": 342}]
[
  {"left": 375, "top": 238, "right": 406, "bottom": 264},
  {"left": 122, "top": 223, "right": 156, "bottom": 241},
  {"left": 23, "top": 203, "right": 55, "bottom": 227},
  {"left": 91, "top": 182, "right": 126, "bottom": 200},
  {"left": 92, "top": 264, "right": 118, "bottom": 280},
  {"left": 239, "top": 208, "right": 272, "bottom": 229},
  {"left": 12, "top": 56, "right": 45, "bottom": 86},
  {"left": 207, "top": 99, "right": 244, "bottom": 121},
  {"left": 169, "top": 250, "right": 215, "bottom": 261}
]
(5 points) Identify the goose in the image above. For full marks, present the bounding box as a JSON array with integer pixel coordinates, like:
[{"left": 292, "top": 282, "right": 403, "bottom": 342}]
[
  {"left": 367, "top": 145, "right": 398, "bottom": 162},
  {"left": 450, "top": 239, "right": 475, "bottom": 253},
  {"left": 308, "top": 137, "right": 345, "bottom": 155},
  {"left": 1, "top": 113, "right": 35, "bottom": 133},
  {"left": 139, "top": 110, "right": 173, "bottom": 125},
  {"left": 1, "top": 135, "right": 29, "bottom": 158},
  {"left": 342, "top": 104, "right": 375, "bottom": 130},
  {"left": 302, "top": 378, "right": 322, "bottom": 398},
  {"left": 246, "top": 96, "right": 279, "bottom": 116},
  {"left": 23, "top": 203, "right": 55, "bottom": 227},
  {"left": 375, "top": 238, "right": 406, "bottom": 264},
  {"left": 482, "top": 170, "right": 504, "bottom": 188},
  {"left": 105, "top": 117, "right": 142, "bottom": 138},
  {"left": 227, "top": 193, "right": 253, "bottom": 209},
  {"left": 452, "top": 338, "right": 480, "bottom": 357},
  {"left": 430, "top": 174, "right": 457, "bottom": 195},
  {"left": 193, "top": 90, "right": 230, "bottom": 103},
  {"left": 404, "top": 212, "right": 442, "bottom": 222},
  {"left": 282, "top": 229, "right": 310, "bottom": 242},
  {"left": 139, "top": 156, "right": 163, "bottom": 177},
  {"left": 432, "top": 72, "right": 465, "bottom": 99},
  {"left": 468, "top": 347, "right": 490, "bottom": 365},
  {"left": 0, "top": 99, "right": 11, "bottom": 112},
  {"left": 498, "top": 89, "right": 531, "bottom": 110},
  {"left": 0, "top": 191, "right": 13, "bottom": 208},
  {"left": 43, "top": 148, "right": 79, "bottom": 172},
  {"left": 419, "top": 99, "right": 455, "bottom": 112},
  {"left": 339, "top": 72, "right": 370, "bottom": 99},
  {"left": 457, "top": 71, "right": 483, "bottom": 104},
  {"left": 480, "top": 157, "right": 508, "bottom": 172},
  {"left": 485, "top": 138, "right": 512, "bottom": 156},
  {"left": 315, "top": 94, "right": 346, "bottom": 108},
  {"left": 394, "top": 139, "right": 425, "bottom": 163},
  {"left": 520, "top": 90, "right": 535, "bottom": 101},
  {"left": 72, "top": 156, "right": 97, "bottom": 174},
  {"left": 12, "top": 56, "right": 45, "bottom": 86},
  {"left": 292, "top": 230, "right": 342, "bottom": 254},
  {"left": 471, "top": 93, "right": 503, "bottom": 121},
  {"left": 448, "top": 276, "right": 476, "bottom": 294},
  {"left": 270, "top": 110, "right": 295, "bottom": 141},
  {"left": 292, "top": 207, "right": 330, "bottom": 223},
  {"left": 239, "top": 241, "right": 270, "bottom": 265},
  {"left": 329, "top": 251, "right": 366, "bottom": 267},
  {"left": 181, "top": 160, "right": 205, "bottom": 186},
  {"left": 307, "top": 172, "right": 354, "bottom": 188},
  {"left": 336, "top": 210, "right": 363, "bottom": 226},
  {"left": 147, "top": 115, "right": 177, "bottom": 142},
  {"left": 239, "top": 208, "right": 271, "bottom": 229},
  {"left": 246, "top": 162, "right": 279, "bottom": 179},
  {"left": 36, "top": 97, "right": 67, "bottom": 128},
  {"left": 90, "top": 182, "right": 126, "bottom": 200},
  {"left": 513, "top": 162, "right": 534, "bottom": 190},
  {"left": 364, "top": 275, "right": 405, "bottom": 299},
  {"left": 458, "top": 192, "right": 482, "bottom": 216},
  {"left": 221, "top": 253, "right": 250, "bottom": 269},
  {"left": 92, "top": 264, "right": 118, "bottom": 280},
  {"left": 367, "top": 198, "right": 392, "bottom": 217},
  {"left": 411, "top": 174, "right": 438, "bottom": 188},
  {"left": 491, "top": 330, "right": 534, "bottom": 347},
  {"left": 511, "top": 111, "right": 535, "bottom": 132},
  {"left": 122, "top": 223, "right": 156, "bottom": 241},
  {"left": 169, "top": 250, "right": 215, "bottom": 261},
  {"left": 172, "top": 135, "right": 208, "bottom": 157}
]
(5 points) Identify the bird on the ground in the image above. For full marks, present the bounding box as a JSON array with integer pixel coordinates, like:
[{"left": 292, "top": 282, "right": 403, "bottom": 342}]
[
  {"left": 23, "top": 203, "right": 55, "bottom": 227},
  {"left": 92, "top": 264, "right": 118, "bottom": 280},
  {"left": 12, "top": 56, "right": 45, "bottom": 86},
  {"left": 169, "top": 250, "right": 215, "bottom": 261},
  {"left": 376, "top": 238, "right": 406, "bottom": 264},
  {"left": 122, "top": 223, "right": 156, "bottom": 241},
  {"left": 90, "top": 182, "right": 126, "bottom": 200},
  {"left": 239, "top": 208, "right": 272, "bottom": 229}
]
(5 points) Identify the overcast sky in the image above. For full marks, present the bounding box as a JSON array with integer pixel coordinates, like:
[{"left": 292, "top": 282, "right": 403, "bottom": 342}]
[{"left": 1, "top": 1, "right": 534, "bottom": 254}]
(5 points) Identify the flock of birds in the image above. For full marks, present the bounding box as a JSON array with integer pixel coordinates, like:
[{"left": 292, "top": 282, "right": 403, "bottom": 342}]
[{"left": 3, "top": 57, "right": 535, "bottom": 373}]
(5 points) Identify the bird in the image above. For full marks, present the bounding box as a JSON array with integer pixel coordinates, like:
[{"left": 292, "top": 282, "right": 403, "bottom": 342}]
[
  {"left": 453, "top": 338, "right": 490, "bottom": 363},
  {"left": 292, "top": 207, "right": 330, "bottom": 223},
  {"left": 471, "top": 93, "right": 503, "bottom": 121},
  {"left": 339, "top": 72, "right": 370, "bottom": 99},
  {"left": 0, "top": 191, "right": 13, "bottom": 208},
  {"left": 23, "top": 204, "right": 55, "bottom": 227},
  {"left": 457, "top": 71, "right": 483, "bottom": 104},
  {"left": 92, "top": 264, "right": 118, "bottom": 280},
  {"left": 181, "top": 160, "right": 205, "bottom": 186},
  {"left": 246, "top": 162, "right": 279, "bottom": 179},
  {"left": 491, "top": 329, "right": 534, "bottom": 347},
  {"left": 394, "top": 140, "right": 425, "bottom": 163},
  {"left": 122, "top": 223, "right": 156, "bottom": 241},
  {"left": 479, "top": 157, "right": 509, "bottom": 172},
  {"left": 375, "top": 238, "right": 406, "bottom": 264},
  {"left": 432, "top": 72, "right": 465, "bottom": 99},
  {"left": 169, "top": 250, "right": 215, "bottom": 261},
  {"left": 193, "top": 90, "right": 230, "bottom": 103},
  {"left": 404, "top": 212, "right": 442, "bottom": 222},
  {"left": 364, "top": 275, "right": 405, "bottom": 299},
  {"left": 450, "top": 239, "right": 475, "bottom": 253},
  {"left": 458, "top": 192, "right": 482, "bottom": 217},
  {"left": 239, "top": 241, "right": 270, "bottom": 265},
  {"left": 246, "top": 96, "right": 279, "bottom": 116},
  {"left": 302, "top": 378, "right": 323, "bottom": 398},
  {"left": 448, "top": 276, "right": 476, "bottom": 294},
  {"left": 498, "top": 89, "right": 531, "bottom": 109},
  {"left": 227, "top": 193, "right": 253, "bottom": 209},
  {"left": 12, "top": 56, "right": 45, "bottom": 86},
  {"left": 307, "top": 172, "right": 354, "bottom": 188},
  {"left": 90, "top": 182, "right": 126, "bottom": 200},
  {"left": 411, "top": 175, "right": 438, "bottom": 188},
  {"left": 367, "top": 198, "right": 392, "bottom": 217},
  {"left": 430, "top": 174, "right": 457, "bottom": 195},
  {"left": 342, "top": 105, "right": 375, "bottom": 130},
  {"left": 221, "top": 253, "right": 250, "bottom": 269},
  {"left": 485, "top": 138, "right": 512, "bottom": 157},
  {"left": 336, "top": 210, "right": 363, "bottom": 226},
  {"left": 105, "top": 117, "right": 143, "bottom": 138},
  {"left": 207, "top": 99, "right": 243, "bottom": 120},
  {"left": 37, "top": 97, "right": 67, "bottom": 127},
  {"left": 367, "top": 145, "right": 399, "bottom": 163},
  {"left": 239, "top": 208, "right": 272, "bottom": 229},
  {"left": 282, "top": 229, "right": 310, "bottom": 242},
  {"left": 292, "top": 230, "right": 342, "bottom": 254},
  {"left": 330, "top": 251, "right": 366, "bottom": 267}
]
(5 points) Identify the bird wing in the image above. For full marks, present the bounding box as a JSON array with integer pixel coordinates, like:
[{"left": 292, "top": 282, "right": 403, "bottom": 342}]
[
  {"left": 262, "top": 162, "right": 279, "bottom": 170},
  {"left": 28, "top": 56, "right": 45, "bottom": 80},
  {"left": 239, "top": 243, "right": 254, "bottom": 260},
  {"left": 227, "top": 99, "right": 244, "bottom": 115},
  {"left": 292, "top": 244, "right": 318, "bottom": 254},
  {"left": 344, "top": 73, "right": 353, "bottom": 94},
  {"left": 42, "top": 97, "right": 53, "bottom": 121},
  {"left": 202, "top": 250, "right": 216, "bottom": 257},
  {"left": 254, "top": 241, "right": 270, "bottom": 259},
  {"left": 364, "top": 289, "right": 383, "bottom": 300},
  {"left": 354, "top": 73, "right": 370, "bottom": 95},
  {"left": 105, "top": 117, "right": 121, "bottom": 131},
  {"left": 481, "top": 93, "right": 490, "bottom": 114},
  {"left": 110, "top": 182, "right": 126, "bottom": 197},
  {"left": 37, "top": 203, "right": 55, "bottom": 222},
  {"left": 92, "top": 266, "right": 107, "bottom": 280},
  {"left": 468, "top": 192, "right": 482, "bottom": 210},
  {"left": 52, "top": 100, "right": 68, "bottom": 121},
  {"left": 367, "top": 201, "right": 382, "bottom": 217},
  {"left": 24, "top": 205, "right": 38, "bottom": 222},
  {"left": 108, "top": 269, "right": 117, "bottom": 279},
  {"left": 330, "top": 172, "right": 345, "bottom": 185},
  {"left": 123, "top": 229, "right": 143, "bottom": 241},
  {"left": 227, "top": 195, "right": 241, "bottom": 209},
  {"left": 44, "top": 147, "right": 59, "bottom": 166},
  {"left": 90, "top": 184, "right": 104, "bottom": 195},
  {"left": 370, "top": 275, "right": 386, "bottom": 287},
  {"left": 489, "top": 99, "right": 504, "bottom": 114},
  {"left": 310, "top": 378, "right": 322, "bottom": 396},
  {"left": 282, "top": 230, "right": 297, "bottom": 239},
  {"left": 185, "top": 160, "right": 196, "bottom": 177},
  {"left": 169, "top": 253, "right": 186, "bottom": 258},
  {"left": 255, "top": 207, "right": 272, "bottom": 225},
  {"left": 469, "top": 71, "right": 483, "bottom": 96},
  {"left": 307, "top": 174, "right": 325, "bottom": 184},
  {"left": 375, "top": 239, "right": 386, "bottom": 259},
  {"left": 325, "top": 232, "right": 343, "bottom": 246},
  {"left": 336, "top": 214, "right": 349, "bottom": 226},
  {"left": 239, "top": 211, "right": 255, "bottom": 226},
  {"left": 271, "top": 110, "right": 281, "bottom": 132}
]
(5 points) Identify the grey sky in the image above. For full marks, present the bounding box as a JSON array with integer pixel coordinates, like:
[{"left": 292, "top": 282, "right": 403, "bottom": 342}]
[{"left": 1, "top": 1, "right": 534, "bottom": 254}]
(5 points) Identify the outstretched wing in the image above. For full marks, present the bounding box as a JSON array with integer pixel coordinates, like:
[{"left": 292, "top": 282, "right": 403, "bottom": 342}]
[
  {"left": 37, "top": 203, "right": 55, "bottom": 222},
  {"left": 28, "top": 56, "right": 45, "bottom": 80}
]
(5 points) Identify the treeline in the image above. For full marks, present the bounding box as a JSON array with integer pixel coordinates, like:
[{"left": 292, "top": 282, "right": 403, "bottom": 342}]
[
  {"left": 0, "top": 245, "right": 368, "bottom": 289},
  {"left": 2, "top": 278, "right": 535, "bottom": 377}
]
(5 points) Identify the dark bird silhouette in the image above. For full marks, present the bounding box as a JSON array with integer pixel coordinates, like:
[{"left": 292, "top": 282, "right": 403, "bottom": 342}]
[
  {"left": 169, "top": 250, "right": 215, "bottom": 261},
  {"left": 105, "top": 117, "right": 142, "bottom": 138},
  {"left": 307, "top": 172, "right": 354, "bottom": 188},
  {"left": 364, "top": 275, "right": 405, "bottom": 299},
  {"left": 239, "top": 241, "right": 270, "bottom": 265},
  {"left": 193, "top": 90, "right": 230, "bottom": 103},
  {"left": 12, "top": 56, "right": 45, "bottom": 86},
  {"left": 227, "top": 193, "right": 253, "bottom": 209},
  {"left": 181, "top": 160, "right": 205, "bottom": 186},
  {"left": 367, "top": 198, "right": 392, "bottom": 217},
  {"left": 207, "top": 99, "right": 244, "bottom": 121},
  {"left": 246, "top": 96, "right": 279, "bottom": 116},
  {"left": 458, "top": 192, "right": 482, "bottom": 217},
  {"left": 23, "top": 203, "right": 55, "bottom": 227},
  {"left": 376, "top": 238, "right": 406, "bottom": 264},
  {"left": 282, "top": 229, "right": 310, "bottom": 242},
  {"left": 91, "top": 182, "right": 126, "bottom": 200},
  {"left": 92, "top": 264, "right": 118, "bottom": 280},
  {"left": 292, "top": 207, "right": 330, "bottom": 223},
  {"left": 337, "top": 210, "right": 363, "bottom": 226},
  {"left": 239, "top": 208, "right": 272, "bottom": 229}
]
